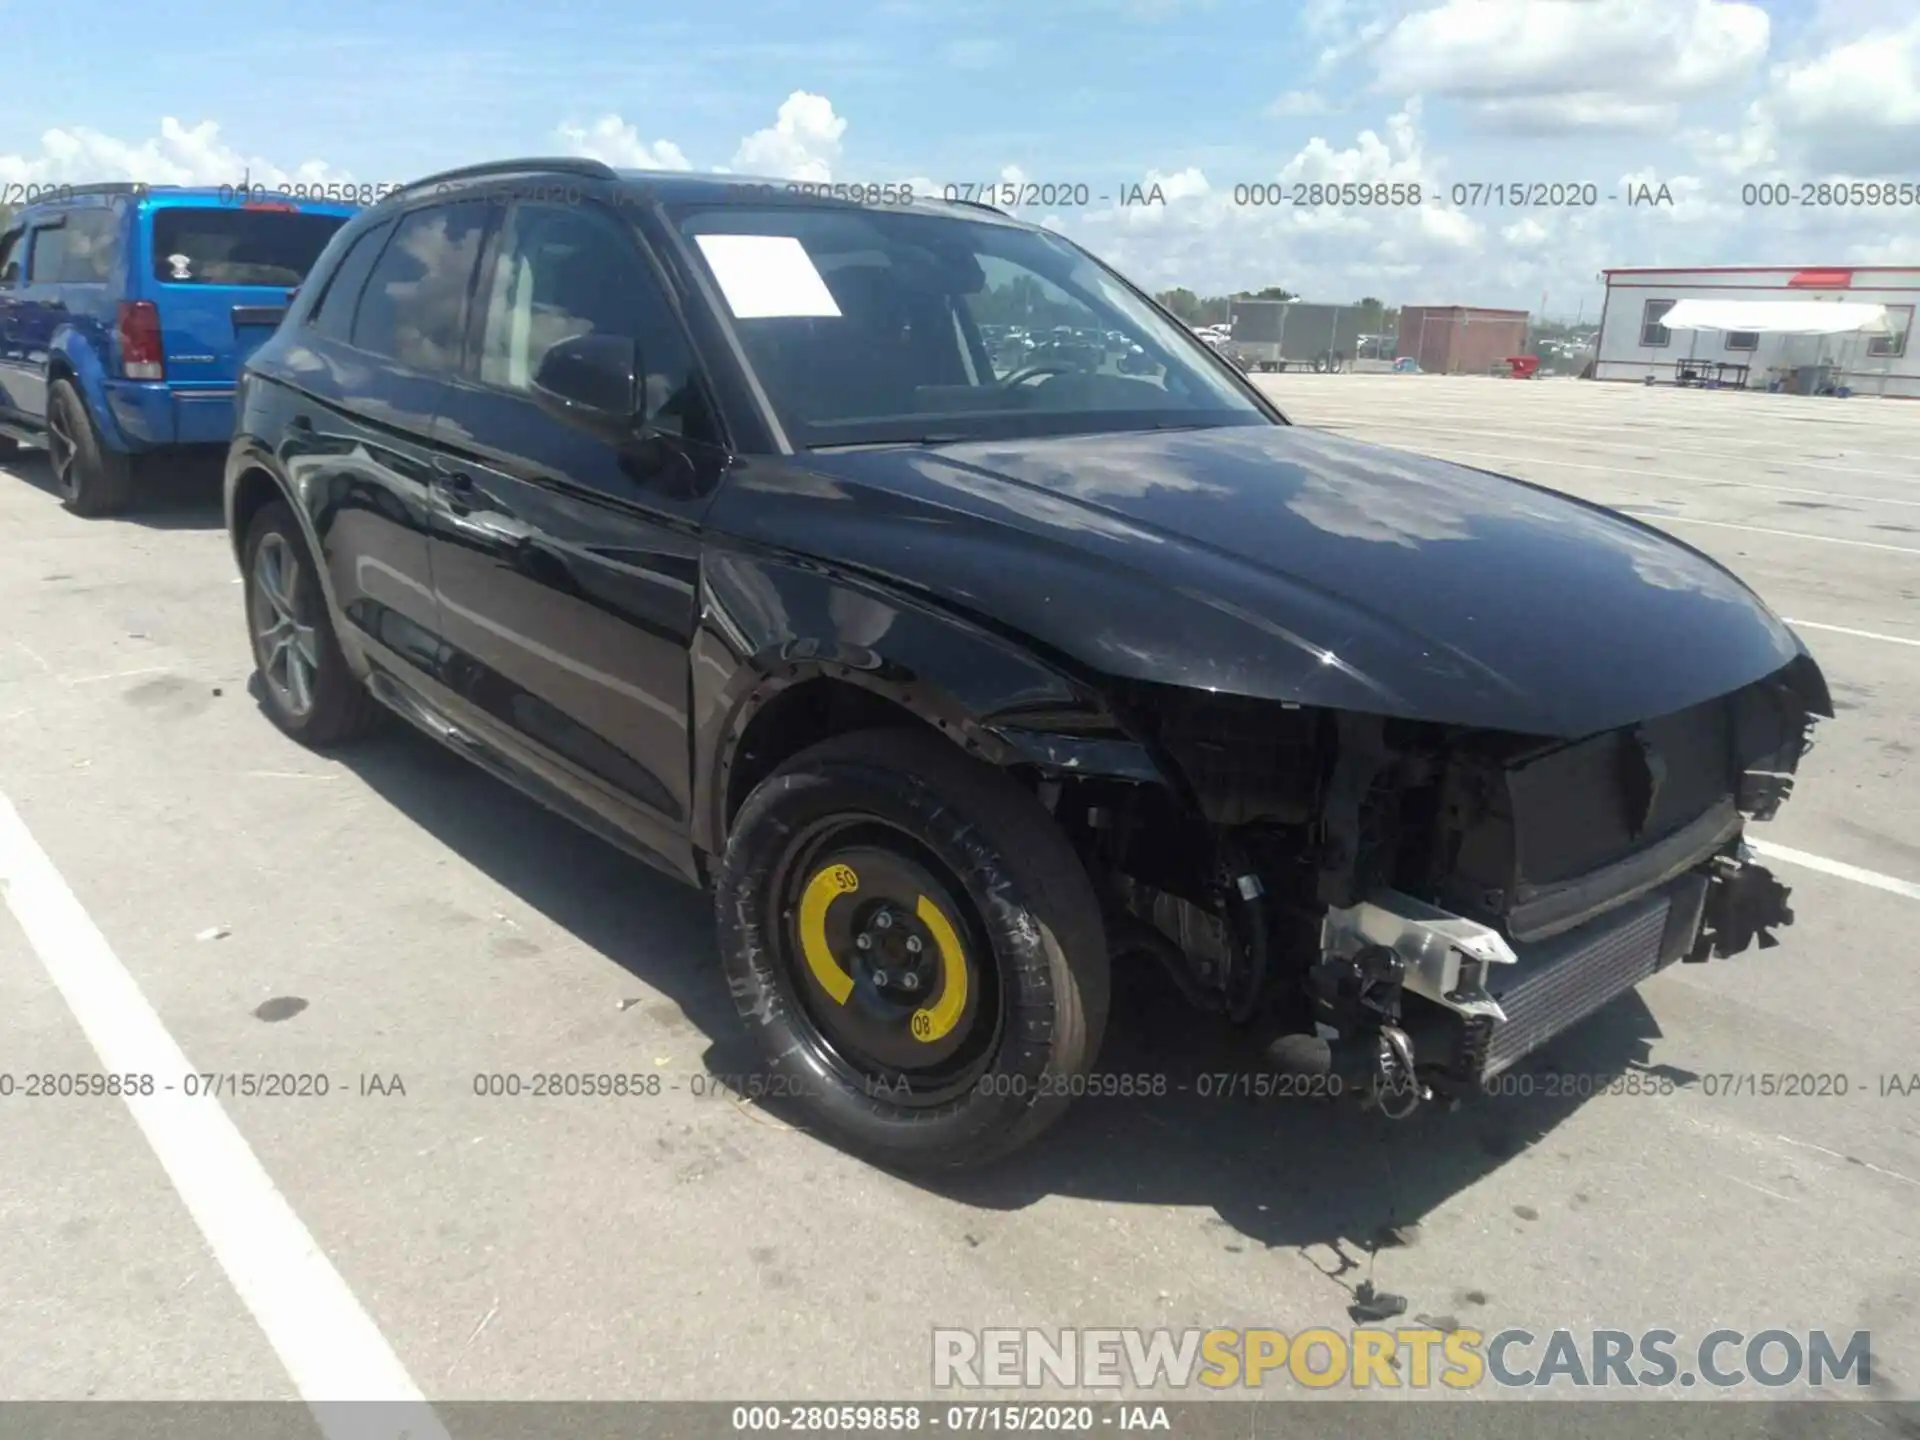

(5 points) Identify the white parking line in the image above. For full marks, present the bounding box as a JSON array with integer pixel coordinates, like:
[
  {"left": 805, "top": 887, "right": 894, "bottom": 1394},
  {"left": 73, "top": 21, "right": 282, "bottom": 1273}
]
[
  {"left": 1747, "top": 839, "right": 1920, "bottom": 904},
  {"left": 0, "top": 791, "right": 450, "bottom": 1438},
  {"left": 1627, "top": 513, "right": 1920, "bottom": 556},
  {"left": 1783, "top": 619, "right": 1920, "bottom": 648}
]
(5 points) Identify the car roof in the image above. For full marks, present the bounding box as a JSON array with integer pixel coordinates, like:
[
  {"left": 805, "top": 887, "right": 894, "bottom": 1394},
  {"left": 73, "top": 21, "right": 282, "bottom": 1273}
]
[
  {"left": 10, "top": 184, "right": 358, "bottom": 219},
  {"left": 611, "top": 169, "right": 1036, "bottom": 226},
  {"left": 380, "top": 159, "right": 1036, "bottom": 229}
]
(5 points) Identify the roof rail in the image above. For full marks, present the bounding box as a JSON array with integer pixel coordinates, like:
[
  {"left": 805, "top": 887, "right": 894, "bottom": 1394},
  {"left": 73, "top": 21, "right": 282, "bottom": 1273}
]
[
  {"left": 385, "top": 157, "right": 620, "bottom": 200},
  {"left": 934, "top": 195, "right": 1012, "bottom": 219},
  {"left": 46, "top": 182, "right": 178, "bottom": 201}
]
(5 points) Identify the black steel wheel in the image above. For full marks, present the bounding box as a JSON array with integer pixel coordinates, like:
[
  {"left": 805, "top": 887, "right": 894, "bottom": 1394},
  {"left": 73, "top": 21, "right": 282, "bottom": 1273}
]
[{"left": 716, "top": 727, "right": 1110, "bottom": 1170}]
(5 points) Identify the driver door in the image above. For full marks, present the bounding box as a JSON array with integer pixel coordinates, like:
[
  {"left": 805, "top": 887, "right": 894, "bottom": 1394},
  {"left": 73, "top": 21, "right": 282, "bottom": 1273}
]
[{"left": 424, "top": 196, "right": 729, "bottom": 880}]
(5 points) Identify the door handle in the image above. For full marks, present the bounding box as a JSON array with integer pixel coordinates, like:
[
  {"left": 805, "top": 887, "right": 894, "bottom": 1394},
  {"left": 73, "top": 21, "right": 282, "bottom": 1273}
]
[
  {"left": 289, "top": 414, "right": 313, "bottom": 432},
  {"left": 431, "top": 468, "right": 477, "bottom": 514}
]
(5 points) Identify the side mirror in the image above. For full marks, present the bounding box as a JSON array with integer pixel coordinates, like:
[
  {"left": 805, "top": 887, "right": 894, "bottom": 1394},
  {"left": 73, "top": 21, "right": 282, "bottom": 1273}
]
[{"left": 530, "top": 332, "right": 639, "bottom": 429}]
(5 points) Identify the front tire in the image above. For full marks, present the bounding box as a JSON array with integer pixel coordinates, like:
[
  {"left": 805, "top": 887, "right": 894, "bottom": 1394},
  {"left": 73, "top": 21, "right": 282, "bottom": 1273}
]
[
  {"left": 716, "top": 728, "right": 1111, "bottom": 1171},
  {"left": 47, "top": 379, "right": 134, "bottom": 517},
  {"left": 243, "top": 500, "right": 380, "bottom": 747}
]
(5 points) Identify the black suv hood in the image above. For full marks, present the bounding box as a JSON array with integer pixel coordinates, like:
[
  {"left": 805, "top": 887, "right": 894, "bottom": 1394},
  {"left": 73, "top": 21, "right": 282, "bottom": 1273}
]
[{"left": 715, "top": 422, "right": 1807, "bottom": 738}]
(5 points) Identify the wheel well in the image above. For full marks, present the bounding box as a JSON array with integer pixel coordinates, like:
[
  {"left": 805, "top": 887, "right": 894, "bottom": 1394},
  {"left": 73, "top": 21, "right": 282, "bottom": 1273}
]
[
  {"left": 722, "top": 677, "right": 963, "bottom": 836},
  {"left": 45, "top": 356, "right": 77, "bottom": 402},
  {"left": 229, "top": 467, "right": 285, "bottom": 562}
]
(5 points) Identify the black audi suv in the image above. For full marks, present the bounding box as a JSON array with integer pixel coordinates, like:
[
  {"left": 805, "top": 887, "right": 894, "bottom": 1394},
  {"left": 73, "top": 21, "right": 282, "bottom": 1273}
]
[{"left": 224, "top": 158, "right": 1828, "bottom": 1169}]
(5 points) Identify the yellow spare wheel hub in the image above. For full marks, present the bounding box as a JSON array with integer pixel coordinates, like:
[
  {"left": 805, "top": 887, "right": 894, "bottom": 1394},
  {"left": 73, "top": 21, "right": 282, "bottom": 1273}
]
[{"left": 787, "top": 844, "right": 981, "bottom": 1074}]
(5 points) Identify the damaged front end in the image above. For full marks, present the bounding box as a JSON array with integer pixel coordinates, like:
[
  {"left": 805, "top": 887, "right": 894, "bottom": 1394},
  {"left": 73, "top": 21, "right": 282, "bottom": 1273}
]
[{"left": 1061, "top": 653, "right": 1827, "bottom": 1116}]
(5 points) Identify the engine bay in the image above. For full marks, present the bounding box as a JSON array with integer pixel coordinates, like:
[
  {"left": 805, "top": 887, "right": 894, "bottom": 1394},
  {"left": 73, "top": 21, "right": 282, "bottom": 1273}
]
[{"left": 1042, "top": 654, "right": 1827, "bottom": 1112}]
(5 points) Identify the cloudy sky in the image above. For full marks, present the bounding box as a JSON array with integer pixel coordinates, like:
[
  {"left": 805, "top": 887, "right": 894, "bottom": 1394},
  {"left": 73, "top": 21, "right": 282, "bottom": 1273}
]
[{"left": 2, "top": 0, "right": 1915, "bottom": 315}]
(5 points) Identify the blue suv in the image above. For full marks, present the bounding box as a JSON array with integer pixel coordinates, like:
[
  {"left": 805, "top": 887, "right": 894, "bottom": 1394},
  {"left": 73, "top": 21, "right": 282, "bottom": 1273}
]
[{"left": 0, "top": 184, "right": 357, "bottom": 515}]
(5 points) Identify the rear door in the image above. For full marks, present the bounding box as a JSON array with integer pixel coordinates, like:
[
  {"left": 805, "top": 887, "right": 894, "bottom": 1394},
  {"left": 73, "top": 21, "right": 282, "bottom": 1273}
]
[
  {"left": 267, "top": 199, "right": 490, "bottom": 686},
  {"left": 140, "top": 201, "right": 354, "bottom": 388},
  {"left": 8, "top": 216, "right": 73, "bottom": 420},
  {"left": 0, "top": 222, "right": 27, "bottom": 419}
]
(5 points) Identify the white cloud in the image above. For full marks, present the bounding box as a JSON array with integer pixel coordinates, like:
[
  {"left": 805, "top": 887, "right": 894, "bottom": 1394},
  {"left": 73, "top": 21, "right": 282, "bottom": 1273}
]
[
  {"left": 1752, "top": 15, "right": 1920, "bottom": 172},
  {"left": 0, "top": 117, "right": 340, "bottom": 187},
  {"left": 731, "top": 91, "right": 846, "bottom": 182},
  {"left": 555, "top": 115, "right": 691, "bottom": 171},
  {"left": 1500, "top": 216, "right": 1551, "bottom": 249},
  {"left": 1372, "top": 0, "right": 1770, "bottom": 131},
  {"left": 1266, "top": 89, "right": 1329, "bottom": 117},
  {"left": 1469, "top": 96, "right": 1679, "bottom": 132},
  {"left": 1066, "top": 100, "right": 1495, "bottom": 297},
  {"left": 1151, "top": 167, "right": 1210, "bottom": 202}
]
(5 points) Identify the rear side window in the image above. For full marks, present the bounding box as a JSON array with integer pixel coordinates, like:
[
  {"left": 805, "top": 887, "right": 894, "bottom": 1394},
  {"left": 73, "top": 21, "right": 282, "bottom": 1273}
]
[
  {"left": 57, "top": 209, "right": 119, "bottom": 283},
  {"left": 25, "top": 225, "right": 67, "bottom": 283},
  {"left": 350, "top": 202, "right": 488, "bottom": 374},
  {"left": 149, "top": 207, "right": 348, "bottom": 287},
  {"left": 307, "top": 218, "right": 394, "bottom": 342}
]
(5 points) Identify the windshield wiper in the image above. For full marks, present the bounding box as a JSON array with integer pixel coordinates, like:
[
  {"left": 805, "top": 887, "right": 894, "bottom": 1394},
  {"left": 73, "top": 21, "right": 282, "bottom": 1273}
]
[{"left": 809, "top": 435, "right": 969, "bottom": 451}]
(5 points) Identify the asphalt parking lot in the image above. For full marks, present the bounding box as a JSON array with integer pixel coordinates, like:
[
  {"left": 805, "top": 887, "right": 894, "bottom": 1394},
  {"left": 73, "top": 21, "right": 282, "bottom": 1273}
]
[{"left": 2, "top": 377, "right": 1917, "bottom": 1423}]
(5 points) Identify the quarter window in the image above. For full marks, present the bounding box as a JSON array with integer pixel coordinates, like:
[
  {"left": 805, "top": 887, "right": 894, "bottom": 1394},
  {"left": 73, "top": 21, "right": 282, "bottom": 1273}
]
[
  {"left": 351, "top": 202, "right": 488, "bottom": 374},
  {"left": 307, "top": 219, "right": 394, "bottom": 342}
]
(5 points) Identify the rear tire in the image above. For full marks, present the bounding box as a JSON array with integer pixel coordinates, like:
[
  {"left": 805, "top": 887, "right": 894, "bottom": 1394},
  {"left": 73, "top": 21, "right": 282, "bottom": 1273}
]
[
  {"left": 242, "top": 500, "right": 381, "bottom": 748},
  {"left": 716, "top": 727, "right": 1111, "bottom": 1171},
  {"left": 47, "top": 379, "right": 135, "bottom": 517}
]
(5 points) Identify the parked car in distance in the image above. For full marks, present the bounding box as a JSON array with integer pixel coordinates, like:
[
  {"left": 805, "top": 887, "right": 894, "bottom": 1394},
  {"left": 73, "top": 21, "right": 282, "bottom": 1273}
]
[
  {"left": 225, "top": 159, "right": 1828, "bottom": 1172},
  {"left": 0, "top": 184, "right": 357, "bottom": 515}
]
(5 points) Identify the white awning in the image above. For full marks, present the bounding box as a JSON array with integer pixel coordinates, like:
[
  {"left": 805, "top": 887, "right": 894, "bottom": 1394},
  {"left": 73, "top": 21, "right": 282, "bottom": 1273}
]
[{"left": 1661, "top": 299, "right": 1892, "bottom": 336}]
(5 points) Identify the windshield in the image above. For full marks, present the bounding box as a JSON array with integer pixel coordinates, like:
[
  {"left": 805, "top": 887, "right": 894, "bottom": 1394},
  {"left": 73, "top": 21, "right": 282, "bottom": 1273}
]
[{"left": 669, "top": 203, "right": 1273, "bottom": 448}]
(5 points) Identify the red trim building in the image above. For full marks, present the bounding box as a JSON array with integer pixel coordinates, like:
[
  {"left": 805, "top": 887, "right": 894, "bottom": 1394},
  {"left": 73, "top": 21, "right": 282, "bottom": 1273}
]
[
  {"left": 1396, "top": 304, "right": 1530, "bottom": 375},
  {"left": 1593, "top": 265, "right": 1919, "bottom": 397}
]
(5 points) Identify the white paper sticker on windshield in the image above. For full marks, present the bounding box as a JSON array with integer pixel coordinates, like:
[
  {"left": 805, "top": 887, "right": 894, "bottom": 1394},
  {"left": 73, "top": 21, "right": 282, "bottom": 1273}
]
[{"left": 694, "top": 234, "right": 842, "bottom": 319}]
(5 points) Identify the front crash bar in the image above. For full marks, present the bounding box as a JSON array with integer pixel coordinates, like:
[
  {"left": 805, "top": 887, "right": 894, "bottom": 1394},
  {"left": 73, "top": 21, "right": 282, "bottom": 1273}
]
[{"left": 1320, "top": 890, "right": 1518, "bottom": 1023}]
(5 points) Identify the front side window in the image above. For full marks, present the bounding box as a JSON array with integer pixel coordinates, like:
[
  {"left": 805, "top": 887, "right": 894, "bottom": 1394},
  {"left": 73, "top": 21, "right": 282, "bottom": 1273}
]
[
  {"left": 669, "top": 202, "right": 1269, "bottom": 448},
  {"left": 351, "top": 202, "right": 488, "bottom": 374},
  {"left": 1640, "top": 298, "right": 1675, "bottom": 348},
  {"left": 150, "top": 207, "right": 347, "bottom": 286},
  {"left": 0, "top": 229, "right": 22, "bottom": 286},
  {"left": 475, "top": 201, "right": 712, "bottom": 440}
]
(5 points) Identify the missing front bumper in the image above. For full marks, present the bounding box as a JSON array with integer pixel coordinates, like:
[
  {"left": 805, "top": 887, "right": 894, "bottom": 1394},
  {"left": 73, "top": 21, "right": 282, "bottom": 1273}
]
[{"left": 1316, "top": 849, "right": 1794, "bottom": 1097}]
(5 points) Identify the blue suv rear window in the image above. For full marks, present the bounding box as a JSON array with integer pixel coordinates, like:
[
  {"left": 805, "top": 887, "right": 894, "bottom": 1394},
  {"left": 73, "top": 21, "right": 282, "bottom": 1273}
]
[{"left": 150, "top": 207, "right": 348, "bottom": 287}]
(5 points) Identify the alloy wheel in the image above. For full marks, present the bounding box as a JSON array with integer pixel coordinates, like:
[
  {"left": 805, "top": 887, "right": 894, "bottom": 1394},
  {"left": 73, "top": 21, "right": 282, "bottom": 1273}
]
[
  {"left": 250, "top": 533, "right": 321, "bottom": 717},
  {"left": 46, "top": 397, "right": 77, "bottom": 496}
]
